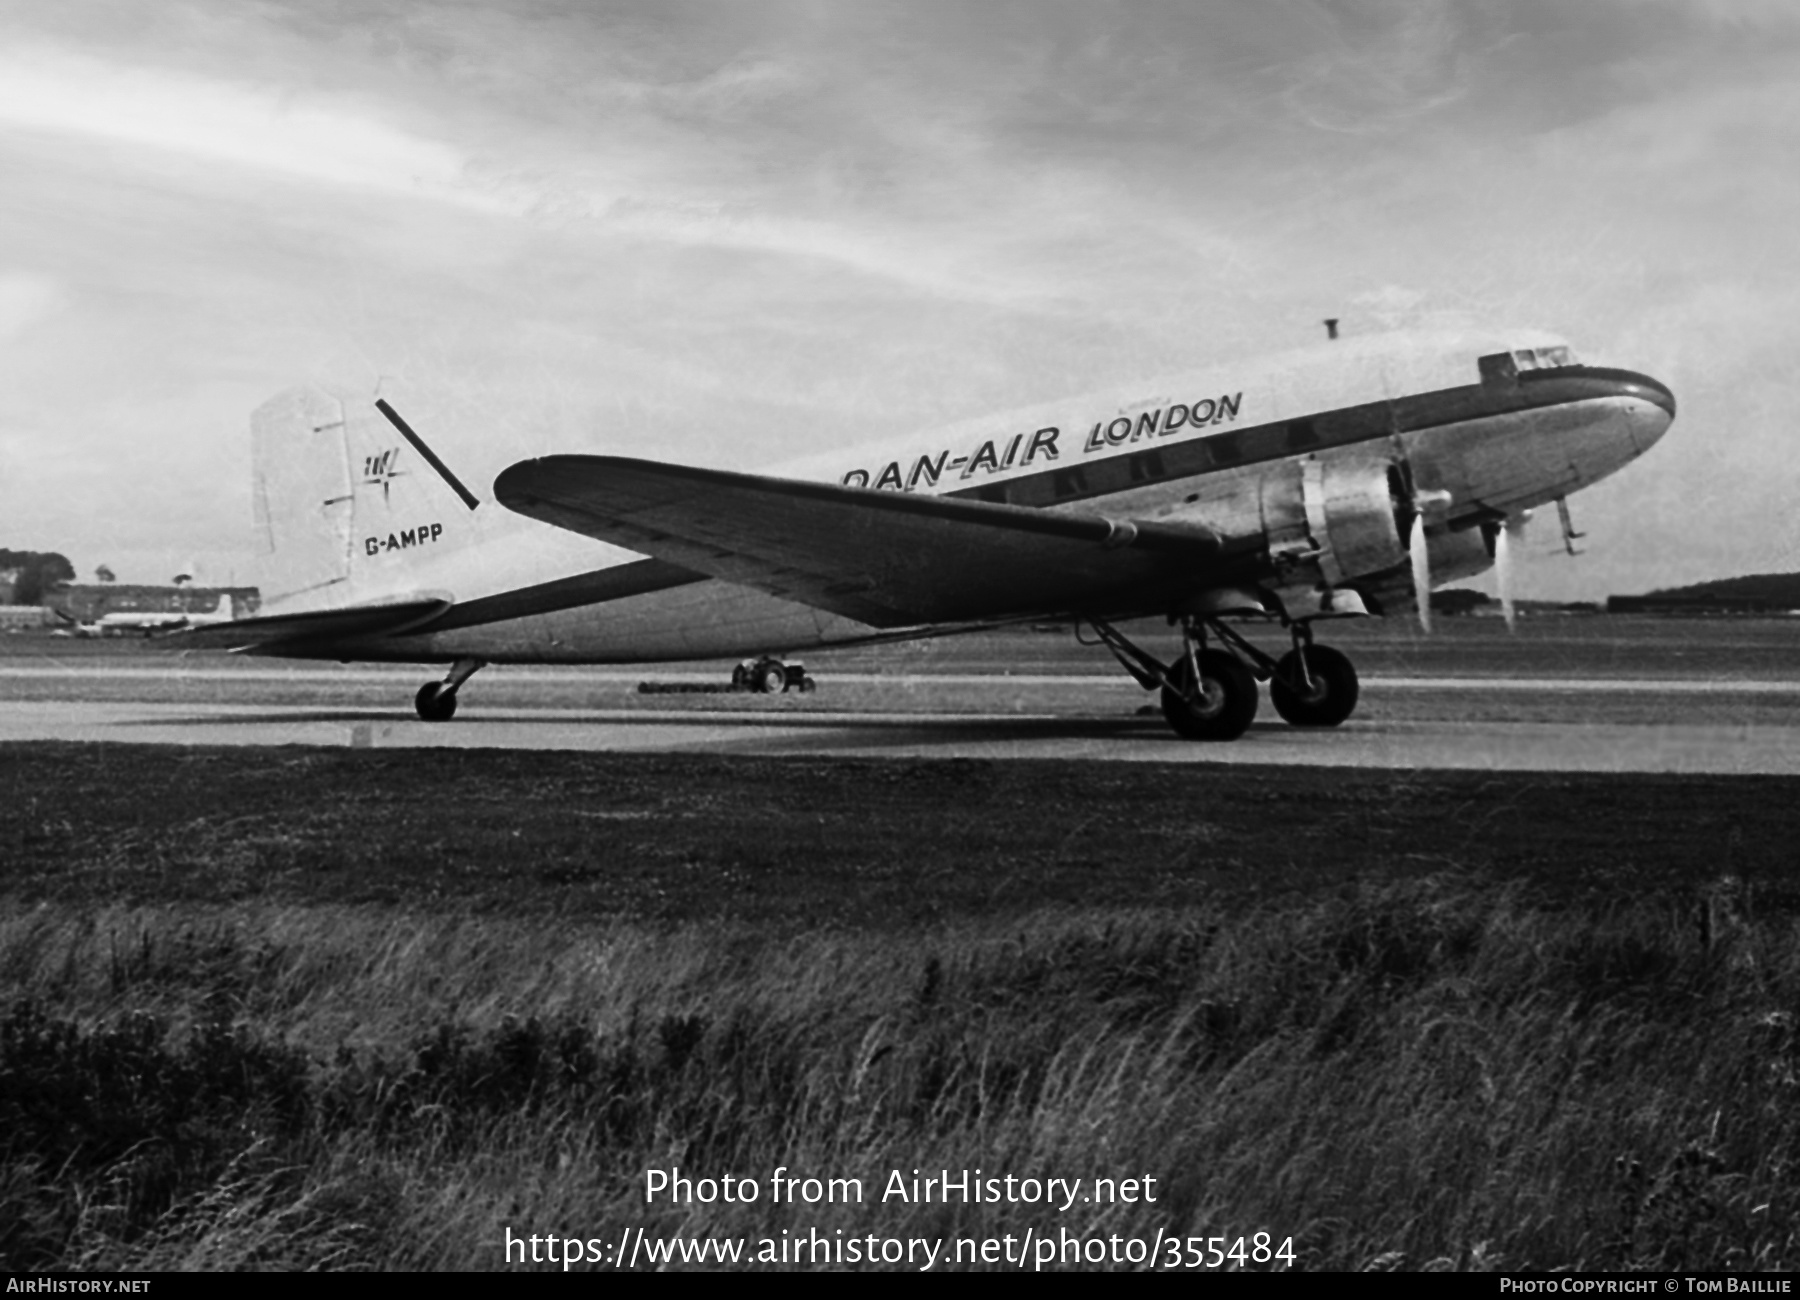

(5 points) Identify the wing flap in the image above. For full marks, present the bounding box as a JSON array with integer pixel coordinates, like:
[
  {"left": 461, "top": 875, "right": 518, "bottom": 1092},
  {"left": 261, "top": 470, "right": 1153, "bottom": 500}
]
[{"left": 494, "top": 456, "right": 1227, "bottom": 625}]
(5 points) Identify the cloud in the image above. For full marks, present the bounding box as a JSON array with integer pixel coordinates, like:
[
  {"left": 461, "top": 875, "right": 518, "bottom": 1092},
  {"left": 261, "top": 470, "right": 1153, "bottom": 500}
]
[
  {"left": 1272, "top": 0, "right": 1479, "bottom": 134},
  {"left": 2, "top": 0, "right": 1793, "bottom": 594},
  {"left": 0, "top": 38, "right": 1074, "bottom": 307},
  {"left": 1603, "top": 0, "right": 1800, "bottom": 26},
  {"left": 0, "top": 271, "right": 61, "bottom": 341},
  {"left": 0, "top": 44, "right": 508, "bottom": 213}
]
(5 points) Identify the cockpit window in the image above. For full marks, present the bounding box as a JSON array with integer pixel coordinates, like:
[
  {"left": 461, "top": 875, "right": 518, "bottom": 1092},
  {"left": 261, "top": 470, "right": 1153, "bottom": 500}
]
[
  {"left": 1512, "top": 346, "right": 1577, "bottom": 372},
  {"left": 1478, "top": 352, "right": 1518, "bottom": 384},
  {"left": 1484, "top": 345, "right": 1577, "bottom": 383}
]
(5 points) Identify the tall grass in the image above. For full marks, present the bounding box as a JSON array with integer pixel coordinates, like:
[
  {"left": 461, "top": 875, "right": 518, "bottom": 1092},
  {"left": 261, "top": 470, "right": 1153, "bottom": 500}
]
[{"left": 3, "top": 877, "right": 1797, "bottom": 1269}]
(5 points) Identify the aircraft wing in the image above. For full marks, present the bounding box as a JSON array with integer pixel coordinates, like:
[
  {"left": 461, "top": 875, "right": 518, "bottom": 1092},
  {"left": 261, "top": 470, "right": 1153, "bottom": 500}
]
[
  {"left": 494, "top": 456, "right": 1231, "bottom": 626},
  {"left": 172, "top": 598, "right": 451, "bottom": 649}
]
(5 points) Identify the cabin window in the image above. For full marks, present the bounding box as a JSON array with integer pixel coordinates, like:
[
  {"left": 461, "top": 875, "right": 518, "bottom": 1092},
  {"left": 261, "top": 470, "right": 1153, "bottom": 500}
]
[
  {"left": 1051, "top": 468, "right": 1088, "bottom": 498},
  {"left": 1127, "top": 450, "right": 1166, "bottom": 483},
  {"left": 977, "top": 484, "right": 1008, "bottom": 504},
  {"left": 1209, "top": 432, "right": 1242, "bottom": 464},
  {"left": 1285, "top": 419, "right": 1319, "bottom": 451}
]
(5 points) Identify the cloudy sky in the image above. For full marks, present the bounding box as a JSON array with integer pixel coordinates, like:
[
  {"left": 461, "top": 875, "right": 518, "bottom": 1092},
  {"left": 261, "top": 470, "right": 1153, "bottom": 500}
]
[{"left": 2, "top": 0, "right": 1796, "bottom": 598}]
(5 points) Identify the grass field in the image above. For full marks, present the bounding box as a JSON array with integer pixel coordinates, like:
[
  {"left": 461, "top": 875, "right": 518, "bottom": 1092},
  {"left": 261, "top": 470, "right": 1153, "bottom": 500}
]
[{"left": 5, "top": 743, "right": 1800, "bottom": 1270}]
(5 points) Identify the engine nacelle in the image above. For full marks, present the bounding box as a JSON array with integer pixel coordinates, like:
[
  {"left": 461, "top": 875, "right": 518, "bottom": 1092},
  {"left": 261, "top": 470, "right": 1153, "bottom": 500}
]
[
  {"left": 1167, "top": 453, "right": 1493, "bottom": 618},
  {"left": 1358, "top": 522, "right": 1494, "bottom": 617},
  {"left": 1256, "top": 456, "right": 1409, "bottom": 605},
  {"left": 1265, "top": 457, "right": 1492, "bottom": 616},
  {"left": 1299, "top": 458, "right": 1408, "bottom": 586}
]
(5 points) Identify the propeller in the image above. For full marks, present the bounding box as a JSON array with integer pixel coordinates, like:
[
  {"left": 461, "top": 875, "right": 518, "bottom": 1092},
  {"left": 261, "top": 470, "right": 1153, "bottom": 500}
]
[
  {"left": 1492, "top": 513, "right": 1529, "bottom": 631},
  {"left": 1406, "top": 488, "right": 1453, "bottom": 632}
]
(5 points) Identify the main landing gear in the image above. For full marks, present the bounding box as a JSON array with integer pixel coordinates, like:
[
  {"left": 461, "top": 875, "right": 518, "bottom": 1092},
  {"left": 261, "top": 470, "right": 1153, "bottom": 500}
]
[
  {"left": 1086, "top": 616, "right": 1360, "bottom": 741},
  {"left": 414, "top": 657, "right": 484, "bottom": 722}
]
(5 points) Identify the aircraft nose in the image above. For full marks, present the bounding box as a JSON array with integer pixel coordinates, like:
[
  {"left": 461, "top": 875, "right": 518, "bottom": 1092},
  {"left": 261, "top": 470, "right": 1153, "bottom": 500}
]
[
  {"left": 1612, "top": 367, "right": 1675, "bottom": 421},
  {"left": 1617, "top": 368, "right": 1675, "bottom": 456},
  {"left": 1578, "top": 365, "right": 1675, "bottom": 457}
]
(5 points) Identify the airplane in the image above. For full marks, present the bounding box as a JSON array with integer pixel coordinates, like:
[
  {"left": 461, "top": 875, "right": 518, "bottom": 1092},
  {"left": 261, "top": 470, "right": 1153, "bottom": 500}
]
[
  {"left": 181, "top": 326, "right": 1675, "bottom": 740},
  {"left": 55, "top": 594, "right": 242, "bottom": 637}
]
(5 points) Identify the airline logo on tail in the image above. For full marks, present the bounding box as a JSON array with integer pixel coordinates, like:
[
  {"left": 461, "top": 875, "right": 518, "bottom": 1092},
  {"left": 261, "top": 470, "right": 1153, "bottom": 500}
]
[{"left": 362, "top": 448, "right": 406, "bottom": 501}]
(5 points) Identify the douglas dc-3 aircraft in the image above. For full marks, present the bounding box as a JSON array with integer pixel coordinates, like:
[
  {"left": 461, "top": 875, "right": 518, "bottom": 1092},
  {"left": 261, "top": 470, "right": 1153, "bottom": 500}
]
[{"left": 185, "top": 327, "right": 1674, "bottom": 740}]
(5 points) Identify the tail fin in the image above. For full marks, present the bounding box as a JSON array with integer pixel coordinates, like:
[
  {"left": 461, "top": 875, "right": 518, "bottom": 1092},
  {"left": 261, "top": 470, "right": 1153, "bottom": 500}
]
[
  {"left": 251, "top": 387, "right": 479, "bottom": 612},
  {"left": 252, "top": 389, "right": 354, "bottom": 608}
]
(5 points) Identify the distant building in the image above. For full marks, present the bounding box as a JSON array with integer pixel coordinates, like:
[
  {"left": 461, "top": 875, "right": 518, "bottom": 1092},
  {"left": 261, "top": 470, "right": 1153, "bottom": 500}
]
[
  {"left": 0, "top": 569, "right": 18, "bottom": 604},
  {"left": 0, "top": 605, "right": 50, "bottom": 631}
]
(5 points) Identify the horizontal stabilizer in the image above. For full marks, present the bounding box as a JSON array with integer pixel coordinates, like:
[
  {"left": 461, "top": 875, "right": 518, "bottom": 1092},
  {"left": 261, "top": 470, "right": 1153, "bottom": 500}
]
[
  {"left": 494, "top": 456, "right": 1226, "bottom": 626},
  {"left": 172, "top": 598, "right": 451, "bottom": 649}
]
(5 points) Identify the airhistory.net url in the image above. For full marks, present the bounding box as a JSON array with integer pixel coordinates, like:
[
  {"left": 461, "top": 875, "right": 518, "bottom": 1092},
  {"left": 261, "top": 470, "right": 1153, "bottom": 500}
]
[{"left": 503, "top": 1225, "right": 1296, "bottom": 1270}]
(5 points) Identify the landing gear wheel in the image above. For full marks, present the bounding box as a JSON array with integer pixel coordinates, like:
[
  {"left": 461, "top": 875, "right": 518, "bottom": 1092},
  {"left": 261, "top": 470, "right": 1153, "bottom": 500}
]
[
  {"left": 414, "top": 682, "right": 458, "bottom": 722},
  {"left": 1269, "top": 645, "right": 1359, "bottom": 727},
  {"left": 1160, "top": 649, "right": 1258, "bottom": 741},
  {"left": 755, "top": 659, "right": 788, "bottom": 694}
]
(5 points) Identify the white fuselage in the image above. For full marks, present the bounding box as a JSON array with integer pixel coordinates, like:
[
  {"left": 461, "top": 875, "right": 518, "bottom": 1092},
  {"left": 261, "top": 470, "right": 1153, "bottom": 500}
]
[{"left": 263, "top": 327, "right": 1673, "bottom": 664}]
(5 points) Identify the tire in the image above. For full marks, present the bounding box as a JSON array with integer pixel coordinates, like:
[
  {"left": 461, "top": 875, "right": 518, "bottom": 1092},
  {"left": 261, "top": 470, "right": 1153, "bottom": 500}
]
[
  {"left": 1269, "top": 645, "right": 1359, "bottom": 727},
  {"left": 414, "top": 682, "right": 458, "bottom": 722},
  {"left": 755, "top": 660, "right": 788, "bottom": 694},
  {"left": 1159, "top": 649, "right": 1258, "bottom": 741}
]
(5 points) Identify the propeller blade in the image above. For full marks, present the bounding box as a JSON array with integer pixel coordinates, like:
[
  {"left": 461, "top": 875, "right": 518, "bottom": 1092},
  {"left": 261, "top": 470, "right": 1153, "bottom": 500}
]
[
  {"left": 1404, "top": 487, "right": 1453, "bottom": 633},
  {"left": 1494, "top": 515, "right": 1526, "bottom": 631},
  {"left": 1410, "top": 511, "right": 1432, "bottom": 633}
]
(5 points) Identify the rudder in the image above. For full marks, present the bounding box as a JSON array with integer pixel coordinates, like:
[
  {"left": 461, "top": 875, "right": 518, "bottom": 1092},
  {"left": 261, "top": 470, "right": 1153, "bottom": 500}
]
[{"left": 251, "top": 388, "right": 354, "bottom": 609}]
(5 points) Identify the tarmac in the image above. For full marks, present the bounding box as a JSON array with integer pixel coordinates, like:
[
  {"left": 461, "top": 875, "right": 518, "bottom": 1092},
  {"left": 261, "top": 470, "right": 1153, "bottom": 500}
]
[{"left": 3, "top": 659, "right": 1798, "bottom": 772}]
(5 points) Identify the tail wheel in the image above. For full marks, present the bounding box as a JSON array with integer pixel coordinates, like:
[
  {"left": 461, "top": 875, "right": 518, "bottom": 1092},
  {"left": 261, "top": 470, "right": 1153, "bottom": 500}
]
[
  {"left": 1160, "top": 649, "right": 1258, "bottom": 741},
  {"left": 414, "top": 682, "right": 458, "bottom": 722},
  {"left": 1269, "top": 645, "right": 1359, "bottom": 727}
]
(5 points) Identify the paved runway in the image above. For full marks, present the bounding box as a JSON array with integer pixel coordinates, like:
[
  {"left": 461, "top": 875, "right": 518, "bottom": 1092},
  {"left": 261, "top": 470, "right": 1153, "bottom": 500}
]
[{"left": 4, "top": 658, "right": 1799, "bottom": 772}]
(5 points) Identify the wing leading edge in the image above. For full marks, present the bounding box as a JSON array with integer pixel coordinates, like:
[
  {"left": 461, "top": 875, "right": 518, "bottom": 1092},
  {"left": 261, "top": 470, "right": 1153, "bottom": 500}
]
[{"left": 494, "top": 455, "right": 1232, "bottom": 626}]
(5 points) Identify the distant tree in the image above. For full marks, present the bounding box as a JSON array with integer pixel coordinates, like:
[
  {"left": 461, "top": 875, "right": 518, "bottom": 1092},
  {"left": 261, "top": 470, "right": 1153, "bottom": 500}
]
[
  {"left": 1430, "top": 588, "right": 1493, "bottom": 616},
  {"left": 0, "top": 550, "right": 76, "bottom": 605},
  {"left": 95, "top": 564, "right": 115, "bottom": 583},
  {"left": 1645, "top": 572, "right": 1800, "bottom": 607}
]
